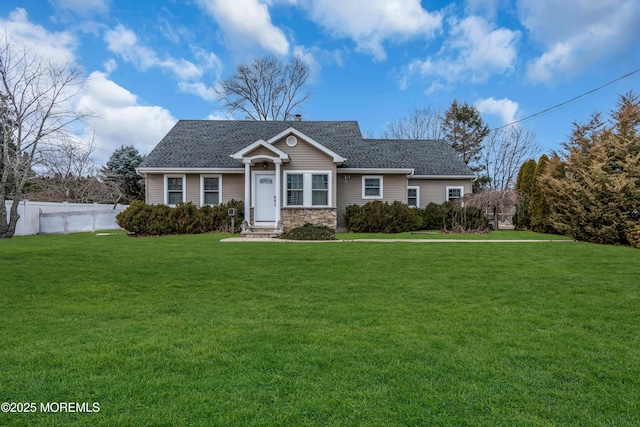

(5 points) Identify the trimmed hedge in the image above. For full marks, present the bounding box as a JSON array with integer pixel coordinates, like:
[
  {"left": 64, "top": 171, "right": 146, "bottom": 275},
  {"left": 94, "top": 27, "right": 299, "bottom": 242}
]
[
  {"left": 116, "top": 200, "right": 244, "bottom": 236},
  {"left": 345, "top": 201, "right": 490, "bottom": 233},
  {"left": 345, "top": 201, "right": 422, "bottom": 233}
]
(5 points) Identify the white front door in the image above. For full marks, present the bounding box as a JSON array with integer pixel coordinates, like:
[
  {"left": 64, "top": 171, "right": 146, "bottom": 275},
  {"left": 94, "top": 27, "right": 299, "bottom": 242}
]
[{"left": 254, "top": 172, "right": 276, "bottom": 222}]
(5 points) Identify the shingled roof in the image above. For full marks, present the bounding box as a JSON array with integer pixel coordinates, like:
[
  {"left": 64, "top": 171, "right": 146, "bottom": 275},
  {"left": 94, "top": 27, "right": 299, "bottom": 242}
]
[{"left": 139, "top": 120, "right": 474, "bottom": 177}]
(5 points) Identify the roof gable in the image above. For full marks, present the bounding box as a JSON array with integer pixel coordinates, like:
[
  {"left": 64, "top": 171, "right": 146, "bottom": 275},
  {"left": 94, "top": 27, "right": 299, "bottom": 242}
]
[
  {"left": 231, "top": 139, "right": 290, "bottom": 162},
  {"left": 267, "top": 127, "right": 345, "bottom": 163}
]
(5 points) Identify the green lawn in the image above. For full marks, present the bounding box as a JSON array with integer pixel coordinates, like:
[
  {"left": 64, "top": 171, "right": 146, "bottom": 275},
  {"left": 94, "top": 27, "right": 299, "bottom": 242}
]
[
  {"left": 1, "top": 232, "right": 639, "bottom": 426},
  {"left": 336, "top": 230, "right": 574, "bottom": 240}
]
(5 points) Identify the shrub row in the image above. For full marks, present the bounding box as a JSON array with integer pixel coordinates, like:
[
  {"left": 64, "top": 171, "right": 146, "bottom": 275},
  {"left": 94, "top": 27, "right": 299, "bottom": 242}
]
[
  {"left": 345, "top": 200, "right": 489, "bottom": 233},
  {"left": 116, "top": 200, "right": 244, "bottom": 236}
]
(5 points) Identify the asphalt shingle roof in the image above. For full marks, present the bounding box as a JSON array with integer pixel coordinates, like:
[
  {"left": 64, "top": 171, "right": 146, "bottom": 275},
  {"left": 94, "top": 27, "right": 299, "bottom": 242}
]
[{"left": 139, "top": 120, "right": 474, "bottom": 176}]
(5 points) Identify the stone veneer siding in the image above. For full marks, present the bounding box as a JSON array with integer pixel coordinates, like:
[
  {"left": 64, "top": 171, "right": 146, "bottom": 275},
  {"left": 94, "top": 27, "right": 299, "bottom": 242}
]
[{"left": 280, "top": 208, "right": 337, "bottom": 232}]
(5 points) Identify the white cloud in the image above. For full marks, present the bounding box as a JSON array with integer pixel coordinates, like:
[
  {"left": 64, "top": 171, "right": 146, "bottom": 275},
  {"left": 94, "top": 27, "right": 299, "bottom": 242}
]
[
  {"left": 0, "top": 8, "right": 77, "bottom": 66},
  {"left": 104, "top": 24, "right": 203, "bottom": 81},
  {"left": 195, "top": 0, "right": 289, "bottom": 55},
  {"left": 518, "top": 0, "right": 640, "bottom": 83},
  {"left": 301, "top": 0, "right": 442, "bottom": 61},
  {"left": 406, "top": 15, "right": 519, "bottom": 85},
  {"left": 77, "top": 71, "right": 176, "bottom": 159},
  {"left": 476, "top": 97, "right": 519, "bottom": 125},
  {"left": 178, "top": 82, "right": 218, "bottom": 101},
  {"left": 207, "top": 110, "right": 235, "bottom": 120}
]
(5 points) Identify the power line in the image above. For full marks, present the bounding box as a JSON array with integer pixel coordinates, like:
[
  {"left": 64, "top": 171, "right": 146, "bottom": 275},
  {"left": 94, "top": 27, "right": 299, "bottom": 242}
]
[{"left": 493, "top": 67, "right": 640, "bottom": 131}]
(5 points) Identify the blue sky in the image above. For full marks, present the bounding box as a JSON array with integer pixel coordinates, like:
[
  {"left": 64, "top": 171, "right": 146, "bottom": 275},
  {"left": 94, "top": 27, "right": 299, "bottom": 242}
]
[{"left": 1, "top": 0, "right": 639, "bottom": 165}]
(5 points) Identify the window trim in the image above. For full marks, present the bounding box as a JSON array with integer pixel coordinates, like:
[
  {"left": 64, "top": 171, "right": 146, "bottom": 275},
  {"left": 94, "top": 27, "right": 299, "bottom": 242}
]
[
  {"left": 283, "top": 170, "right": 332, "bottom": 208},
  {"left": 446, "top": 186, "right": 464, "bottom": 201},
  {"left": 200, "top": 174, "right": 222, "bottom": 206},
  {"left": 362, "top": 175, "right": 383, "bottom": 199},
  {"left": 164, "top": 174, "right": 186, "bottom": 206},
  {"left": 408, "top": 186, "right": 420, "bottom": 208}
]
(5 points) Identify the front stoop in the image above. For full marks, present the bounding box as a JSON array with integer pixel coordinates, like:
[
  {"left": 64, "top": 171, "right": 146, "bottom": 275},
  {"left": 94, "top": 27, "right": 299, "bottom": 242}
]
[{"left": 240, "top": 221, "right": 283, "bottom": 239}]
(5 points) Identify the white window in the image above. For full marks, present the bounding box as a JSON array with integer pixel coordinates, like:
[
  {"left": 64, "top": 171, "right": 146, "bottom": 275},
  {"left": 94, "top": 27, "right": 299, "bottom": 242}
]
[
  {"left": 312, "top": 174, "right": 329, "bottom": 206},
  {"left": 165, "top": 175, "right": 185, "bottom": 205},
  {"left": 446, "top": 186, "right": 464, "bottom": 201},
  {"left": 201, "top": 175, "right": 221, "bottom": 205},
  {"left": 362, "top": 176, "right": 383, "bottom": 199},
  {"left": 285, "top": 171, "right": 331, "bottom": 207},
  {"left": 408, "top": 186, "right": 420, "bottom": 208},
  {"left": 287, "top": 174, "right": 304, "bottom": 206}
]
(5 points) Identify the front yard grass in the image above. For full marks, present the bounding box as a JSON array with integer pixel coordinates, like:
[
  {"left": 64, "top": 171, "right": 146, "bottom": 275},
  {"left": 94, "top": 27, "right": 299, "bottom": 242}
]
[
  {"left": 1, "top": 232, "right": 639, "bottom": 426},
  {"left": 336, "top": 230, "right": 574, "bottom": 240}
]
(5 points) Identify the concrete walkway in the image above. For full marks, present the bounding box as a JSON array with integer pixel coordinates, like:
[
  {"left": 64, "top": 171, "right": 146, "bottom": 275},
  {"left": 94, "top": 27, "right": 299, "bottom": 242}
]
[{"left": 221, "top": 237, "right": 574, "bottom": 243}]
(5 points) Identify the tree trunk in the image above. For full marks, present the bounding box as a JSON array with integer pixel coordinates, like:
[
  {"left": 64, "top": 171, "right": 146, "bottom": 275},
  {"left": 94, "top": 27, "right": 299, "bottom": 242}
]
[{"left": 0, "top": 197, "right": 20, "bottom": 238}]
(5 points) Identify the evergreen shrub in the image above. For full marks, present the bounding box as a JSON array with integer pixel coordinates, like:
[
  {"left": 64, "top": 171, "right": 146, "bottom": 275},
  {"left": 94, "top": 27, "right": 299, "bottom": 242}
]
[
  {"left": 281, "top": 223, "right": 336, "bottom": 240},
  {"left": 116, "top": 200, "right": 244, "bottom": 236},
  {"left": 627, "top": 225, "right": 640, "bottom": 249},
  {"left": 345, "top": 200, "right": 422, "bottom": 233},
  {"left": 344, "top": 201, "right": 490, "bottom": 234}
]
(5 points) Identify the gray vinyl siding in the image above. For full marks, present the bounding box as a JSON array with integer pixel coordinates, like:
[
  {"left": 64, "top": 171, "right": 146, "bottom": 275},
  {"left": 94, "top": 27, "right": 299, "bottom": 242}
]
[
  {"left": 408, "top": 178, "right": 473, "bottom": 206},
  {"left": 223, "top": 174, "right": 244, "bottom": 202},
  {"left": 146, "top": 174, "right": 164, "bottom": 205},
  {"left": 275, "top": 137, "right": 337, "bottom": 207},
  {"left": 146, "top": 173, "right": 244, "bottom": 206},
  {"left": 186, "top": 174, "right": 199, "bottom": 204},
  {"left": 336, "top": 174, "right": 408, "bottom": 227},
  {"left": 274, "top": 137, "right": 335, "bottom": 170}
]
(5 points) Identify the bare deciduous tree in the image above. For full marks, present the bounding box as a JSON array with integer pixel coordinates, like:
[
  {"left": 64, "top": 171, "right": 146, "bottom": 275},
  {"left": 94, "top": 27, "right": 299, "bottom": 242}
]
[
  {"left": 0, "top": 39, "right": 87, "bottom": 237},
  {"left": 216, "top": 55, "right": 310, "bottom": 121},
  {"left": 480, "top": 125, "right": 540, "bottom": 191},
  {"left": 30, "top": 137, "right": 118, "bottom": 203},
  {"left": 463, "top": 188, "right": 521, "bottom": 230},
  {"left": 382, "top": 107, "right": 443, "bottom": 140}
]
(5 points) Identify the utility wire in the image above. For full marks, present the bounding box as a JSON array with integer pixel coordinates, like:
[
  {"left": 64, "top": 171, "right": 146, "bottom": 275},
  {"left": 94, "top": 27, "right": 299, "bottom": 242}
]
[{"left": 493, "top": 67, "right": 640, "bottom": 131}]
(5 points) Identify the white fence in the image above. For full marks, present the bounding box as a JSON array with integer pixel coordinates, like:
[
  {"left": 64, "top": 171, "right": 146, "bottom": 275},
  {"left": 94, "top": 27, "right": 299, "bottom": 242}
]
[{"left": 4, "top": 200, "right": 127, "bottom": 236}]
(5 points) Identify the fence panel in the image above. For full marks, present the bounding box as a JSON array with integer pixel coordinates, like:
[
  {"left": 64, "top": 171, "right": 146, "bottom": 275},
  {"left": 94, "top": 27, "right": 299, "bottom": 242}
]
[{"left": 4, "top": 200, "right": 127, "bottom": 236}]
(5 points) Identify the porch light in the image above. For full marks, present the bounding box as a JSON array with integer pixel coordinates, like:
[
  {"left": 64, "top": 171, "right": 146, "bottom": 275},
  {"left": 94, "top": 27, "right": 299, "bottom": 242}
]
[{"left": 263, "top": 161, "right": 268, "bottom": 169}]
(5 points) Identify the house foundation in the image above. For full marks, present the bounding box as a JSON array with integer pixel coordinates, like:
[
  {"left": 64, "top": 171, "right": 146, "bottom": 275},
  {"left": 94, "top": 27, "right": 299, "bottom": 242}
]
[{"left": 280, "top": 208, "right": 337, "bottom": 233}]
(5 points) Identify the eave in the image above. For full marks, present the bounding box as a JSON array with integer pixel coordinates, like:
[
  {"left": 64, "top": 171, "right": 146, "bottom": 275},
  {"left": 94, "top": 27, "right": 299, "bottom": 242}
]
[{"left": 136, "top": 167, "right": 244, "bottom": 175}]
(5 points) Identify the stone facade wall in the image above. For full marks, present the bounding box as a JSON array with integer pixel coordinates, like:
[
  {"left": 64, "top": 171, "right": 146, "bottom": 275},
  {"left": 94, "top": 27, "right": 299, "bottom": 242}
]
[{"left": 280, "top": 208, "right": 337, "bottom": 232}]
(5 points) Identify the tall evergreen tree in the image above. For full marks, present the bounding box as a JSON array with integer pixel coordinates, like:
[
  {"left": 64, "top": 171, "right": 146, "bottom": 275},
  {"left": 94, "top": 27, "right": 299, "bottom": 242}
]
[
  {"left": 514, "top": 158, "right": 537, "bottom": 228},
  {"left": 103, "top": 145, "right": 145, "bottom": 203},
  {"left": 441, "top": 99, "right": 490, "bottom": 175},
  {"left": 541, "top": 91, "right": 640, "bottom": 244},
  {"left": 529, "top": 154, "right": 552, "bottom": 233}
]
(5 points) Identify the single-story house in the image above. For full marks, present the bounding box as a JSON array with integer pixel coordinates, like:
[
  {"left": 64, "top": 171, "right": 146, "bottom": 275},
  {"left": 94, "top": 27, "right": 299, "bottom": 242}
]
[{"left": 137, "top": 119, "right": 475, "bottom": 236}]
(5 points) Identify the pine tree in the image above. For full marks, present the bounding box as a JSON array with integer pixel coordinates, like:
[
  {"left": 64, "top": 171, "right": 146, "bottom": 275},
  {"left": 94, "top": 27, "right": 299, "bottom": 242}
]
[{"left": 441, "top": 99, "right": 489, "bottom": 174}]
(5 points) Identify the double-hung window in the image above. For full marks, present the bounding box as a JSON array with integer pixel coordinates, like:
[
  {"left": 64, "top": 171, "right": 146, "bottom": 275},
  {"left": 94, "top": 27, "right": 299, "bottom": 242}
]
[
  {"left": 285, "top": 171, "right": 331, "bottom": 207},
  {"left": 287, "top": 174, "right": 304, "bottom": 206},
  {"left": 408, "top": 186, "right": 419, "bottom": 208},
  {"left": 311, "top": 174, "right": 329, "bottom": 206},
  {"left": 362, "top": 176, "right": 383, "bottom": 199},
  {"left": 165, "top": 175, "right": 185, "bottom": 205},
  {"left": 201, "top": 176, "right": 221, "bottom": 205},
  {"left": 447, "top": 186, "right": 464, "bottom": 201}
]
